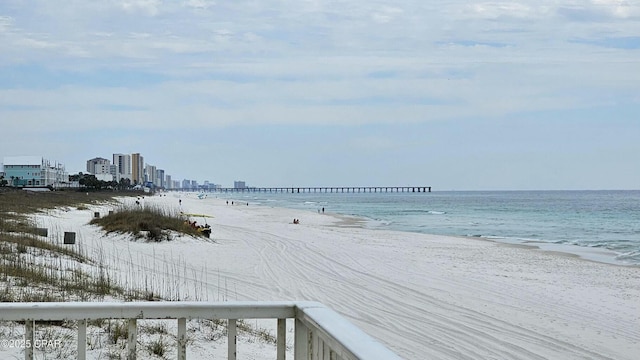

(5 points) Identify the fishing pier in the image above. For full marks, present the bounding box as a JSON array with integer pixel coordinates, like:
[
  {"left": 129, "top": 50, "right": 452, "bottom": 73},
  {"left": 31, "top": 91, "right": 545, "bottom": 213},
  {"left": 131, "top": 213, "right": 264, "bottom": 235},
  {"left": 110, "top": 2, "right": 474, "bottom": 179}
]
[{"left": 190, "top": 186, "right": 431, "bottom": 193}]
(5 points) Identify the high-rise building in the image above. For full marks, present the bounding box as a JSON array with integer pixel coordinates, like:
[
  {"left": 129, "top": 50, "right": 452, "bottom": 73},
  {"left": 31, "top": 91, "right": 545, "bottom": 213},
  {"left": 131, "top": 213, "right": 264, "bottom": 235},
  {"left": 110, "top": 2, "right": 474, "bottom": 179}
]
[
  {"left": 86, "top": 157, "right": 110, "bottom": 174},
  {"left": 113, "top": 154, "right": 131, "bottom": 181},
  {"left": 156, "top": 169, "right": 165, "bottom": 188},
  {"left": 109, "top": 164, "right": 119, "bottom": 181},
  {"left": 144, "top": 164, "right": 157, "bottom": 185},
  {"left": 131, "top": 153, "right": 144, "bottom": 185}
]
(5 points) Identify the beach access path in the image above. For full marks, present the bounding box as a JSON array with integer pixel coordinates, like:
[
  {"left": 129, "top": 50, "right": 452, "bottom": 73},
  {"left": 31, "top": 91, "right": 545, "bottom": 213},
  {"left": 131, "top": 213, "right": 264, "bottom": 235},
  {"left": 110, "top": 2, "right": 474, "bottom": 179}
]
[{"left": 29, "top": 193, "right": 640, "bottom": 359}]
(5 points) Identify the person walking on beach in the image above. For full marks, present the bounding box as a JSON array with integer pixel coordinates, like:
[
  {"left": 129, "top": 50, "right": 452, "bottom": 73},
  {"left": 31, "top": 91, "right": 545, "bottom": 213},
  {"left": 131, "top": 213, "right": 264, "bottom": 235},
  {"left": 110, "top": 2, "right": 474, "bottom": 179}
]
[{"left": 322, "top": 207, "right": 325, "bottom": 213}]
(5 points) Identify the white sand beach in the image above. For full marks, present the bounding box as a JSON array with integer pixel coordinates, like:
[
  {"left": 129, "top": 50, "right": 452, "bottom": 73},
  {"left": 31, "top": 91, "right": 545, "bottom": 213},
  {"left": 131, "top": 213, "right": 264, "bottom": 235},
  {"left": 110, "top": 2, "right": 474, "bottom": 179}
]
[{"left": 23, "top": 193, "right": 640, "bottom": 359}]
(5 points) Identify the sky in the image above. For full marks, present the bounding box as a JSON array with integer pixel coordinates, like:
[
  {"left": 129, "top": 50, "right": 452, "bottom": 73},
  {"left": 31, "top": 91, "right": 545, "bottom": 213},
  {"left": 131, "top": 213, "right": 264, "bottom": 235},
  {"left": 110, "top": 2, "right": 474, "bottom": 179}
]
[{"left": 0, "top": 0, "right": 639, "bottom": 190}]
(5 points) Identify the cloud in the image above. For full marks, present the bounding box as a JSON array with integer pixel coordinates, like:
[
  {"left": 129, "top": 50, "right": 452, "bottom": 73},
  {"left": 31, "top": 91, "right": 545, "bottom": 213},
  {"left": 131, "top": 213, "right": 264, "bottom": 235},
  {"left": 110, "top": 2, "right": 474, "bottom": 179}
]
[
  {"left": 0, "top": 15, "right": 13, "bottom": 32},
  {"left": 118, "top": 0, "right": 161, "bottom": 16},
  {"left": 591, "top": 0, "right": 640, "bottom": 18},
  {"left": 438, "top": 40, "right": 510, "bottom": 48},
  {"left": 462, "top": 2, "right": 538, "bottom": 20},
  {"left": 1, "top": 0, "right": 639, "bottom": 128},
  {"left": 349, "top": 135, "right": 398, "bottom": 152},
  {"left": 557, "top": 0, "right": 640, "bottom": 21},
  {"left": 371, "top": 6, "right": 404, "bottom": 24},
  {"left": 185, "top": 0, "right": 215, "bottom": 10},
  {"left": 570, "top": 36, "right": 640, "bottom": 49}
]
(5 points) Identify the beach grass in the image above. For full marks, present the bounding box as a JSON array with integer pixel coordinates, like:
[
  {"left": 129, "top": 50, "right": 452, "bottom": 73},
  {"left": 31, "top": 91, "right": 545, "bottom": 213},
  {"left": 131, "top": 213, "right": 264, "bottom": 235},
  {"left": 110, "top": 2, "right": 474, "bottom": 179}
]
[
  {"left": 0, "top": 188, "right": 140, "bottom": 235},
  {"left": 0, "top": 188, "right": 139, "bottom": 301},
  {"left": 0, "top": 187, "right": 136, "bottom": 216},
  {"left": 89, "top": 202, "right": 203, "bottom": 241}
]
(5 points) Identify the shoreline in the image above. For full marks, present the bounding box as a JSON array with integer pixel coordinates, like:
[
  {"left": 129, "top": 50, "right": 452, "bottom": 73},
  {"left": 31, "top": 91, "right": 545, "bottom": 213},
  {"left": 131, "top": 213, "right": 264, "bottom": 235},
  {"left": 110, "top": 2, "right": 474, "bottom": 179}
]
[
  {"left": 228, "top": 193, "right": 639, "bottom": 268},
  {"left": 329, "top": 209, "right": 640, "bottom": 269},
  {"left": 287, "top": 202, "right": 638, "bottom": 268},
  {"left": 450, "top": 233, "right": 640, "bottom": 268}
]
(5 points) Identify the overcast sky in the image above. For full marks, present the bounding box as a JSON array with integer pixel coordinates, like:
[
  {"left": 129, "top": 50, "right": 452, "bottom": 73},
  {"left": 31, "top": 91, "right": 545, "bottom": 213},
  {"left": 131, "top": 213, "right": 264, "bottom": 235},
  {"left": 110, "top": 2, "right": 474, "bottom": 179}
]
[{"left": 1, "top": 0, "right": 638, "bottom": 190}]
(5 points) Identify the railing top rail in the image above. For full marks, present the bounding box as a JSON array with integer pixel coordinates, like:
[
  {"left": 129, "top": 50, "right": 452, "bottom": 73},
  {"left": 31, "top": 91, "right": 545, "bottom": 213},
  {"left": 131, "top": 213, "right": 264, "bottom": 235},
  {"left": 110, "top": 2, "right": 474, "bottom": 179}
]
[{"left": 0, "top": 301, "right": 299, "bottom": 321}]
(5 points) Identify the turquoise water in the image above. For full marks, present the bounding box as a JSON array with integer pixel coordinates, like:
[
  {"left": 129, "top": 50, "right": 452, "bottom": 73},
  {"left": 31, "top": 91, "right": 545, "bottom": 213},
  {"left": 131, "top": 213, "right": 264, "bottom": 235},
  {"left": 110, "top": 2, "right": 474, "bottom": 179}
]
[{"left": 219, "top": 190, "right": 640, "bottom": 265}]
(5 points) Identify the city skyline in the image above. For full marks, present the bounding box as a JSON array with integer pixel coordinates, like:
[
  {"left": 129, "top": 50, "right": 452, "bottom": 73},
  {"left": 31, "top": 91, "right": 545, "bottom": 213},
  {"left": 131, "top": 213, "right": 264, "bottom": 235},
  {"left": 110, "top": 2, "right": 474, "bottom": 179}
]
[
  {"left": 82, "top": 152, "right": 222, "bottom": 188},
  {"left": 1, "top": 153, "right": 226, "bottom": 189},
  {"left": 1, "top": 1, "right": 639, "bottom": 190}
]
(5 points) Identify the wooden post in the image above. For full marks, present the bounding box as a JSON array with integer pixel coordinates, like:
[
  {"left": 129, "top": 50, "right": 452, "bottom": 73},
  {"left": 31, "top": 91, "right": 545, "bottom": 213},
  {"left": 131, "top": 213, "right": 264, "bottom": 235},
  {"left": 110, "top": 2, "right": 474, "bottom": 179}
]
[
  {"left": 277, "top": 319, "right": 286, "bottom": 360},
  {"left": 177, "top": 318, "right": 187, "bottom": 360},
  {"left": 127, "top": 319, "right": 137, "bottom": 360},
  {"left": 24, "top": 320, "right": 34, "bottom": 360},
  {"left": 228, "top": 319, "right": 237, "bottom": 360},
  {"left": 78, "top": 320, "right": 87, "bottom": 360}
]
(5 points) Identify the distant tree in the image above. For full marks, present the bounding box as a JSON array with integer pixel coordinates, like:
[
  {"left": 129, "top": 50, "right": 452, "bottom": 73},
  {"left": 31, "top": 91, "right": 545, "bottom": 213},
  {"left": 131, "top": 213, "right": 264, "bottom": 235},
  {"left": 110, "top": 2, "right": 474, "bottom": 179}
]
[
  {"left": 118, "top": 178, "right": 131, "bottom": 190},
  {"left": 81, "top": 175, "right": 102, "bottom": 189}
]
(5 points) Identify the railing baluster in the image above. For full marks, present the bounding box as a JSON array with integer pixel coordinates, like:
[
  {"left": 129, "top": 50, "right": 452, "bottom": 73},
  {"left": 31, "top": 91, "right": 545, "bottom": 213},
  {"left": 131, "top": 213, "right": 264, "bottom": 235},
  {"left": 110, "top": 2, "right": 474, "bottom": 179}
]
[
  {"left": 316, "top": 336, "right": 322, "bottom": 360},
  {"left": 277, "top": 318, "right": 286, "bottom": 360},
  {"left": 323, "top": 341, "right": 330, "bottom": 360},
  {"left": 228, "top": 319, "right": 237, "bottom": 360},
  {"left": 24, "top": 320, "right": 34, "bottom": 360},
  {"left": 312, "top": 331, "right": 319, "bottom": 360},
  {"left": 294, "top": 318, "right": 310, "bottom": 360},
  {"left": 127, "top": 319, "right": 137, "bottom": 360},
  {"left": 78, "top": 319, "right": 87, "bottom": 360},
  {"left": 330, "top": 351, "right": 337, "bottom": 360},
  {"left": 177, "top": 318, "right": 187, "bottom": 360}
]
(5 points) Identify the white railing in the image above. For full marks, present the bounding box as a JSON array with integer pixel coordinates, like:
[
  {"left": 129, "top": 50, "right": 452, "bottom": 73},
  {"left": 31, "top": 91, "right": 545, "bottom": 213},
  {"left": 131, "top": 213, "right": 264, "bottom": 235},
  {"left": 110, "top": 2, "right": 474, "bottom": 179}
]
[{"left": 0, "top": 301, "right": 403, "bottom": 360}]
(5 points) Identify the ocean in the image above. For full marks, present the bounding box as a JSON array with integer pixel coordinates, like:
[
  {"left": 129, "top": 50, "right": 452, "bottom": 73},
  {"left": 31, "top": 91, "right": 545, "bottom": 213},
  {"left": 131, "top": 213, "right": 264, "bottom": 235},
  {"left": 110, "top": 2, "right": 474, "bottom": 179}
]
[{"left": 216, "top": 190, "right": 640, "bottom": 266}]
